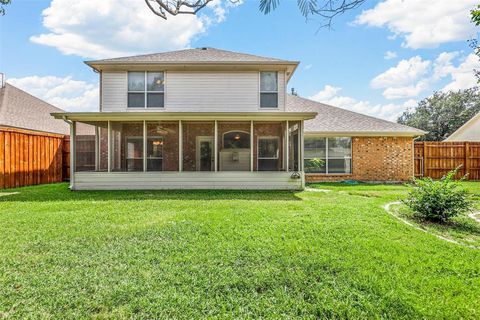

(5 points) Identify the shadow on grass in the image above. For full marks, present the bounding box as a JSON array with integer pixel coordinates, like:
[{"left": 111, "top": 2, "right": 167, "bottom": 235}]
[{"left": 0, "top": 183, "right": 303, "bottom": 202}]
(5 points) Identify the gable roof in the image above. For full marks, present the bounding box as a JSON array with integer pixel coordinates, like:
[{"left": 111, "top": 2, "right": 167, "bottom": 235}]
[
  {"left": 0, "top": 83, "right": 69, "bottom": 135},
  {"left": 445, "top": 111, "right": 480, "bottom": 141},
  {"left": 85, "top": 48, "right": 299, "bottom": 80},
  {"left": 286, "top": 94, "right": 426, "bottom": 136},
  {"left": 86, "top": 47, "right": 297, "bottom": 65}
]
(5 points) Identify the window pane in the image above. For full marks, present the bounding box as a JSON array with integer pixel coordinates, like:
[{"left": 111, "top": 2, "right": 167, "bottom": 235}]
[
  {"left": 147, "top": 121, "right": 179, "bottom": 171},
  {"left": 128, "top": 93, "right": 145, "bottom": 108},
  {"left": 304, "top": 158, "right": 326, "bottom": 173},
  {"left": 147, "top": 72, "right": 164, "bottom": 91},
  {"left": 260, "top": 93, "right": 278, "bottom": 108},
  {"left": 305, "top": 136, "right": 326, "bottom": 158},
  {"left": 147, "top": 93, "right": 164, "bottom": 108},
  {"left": 128, "top": 72, "right": 145, "bottom": 91},
  {"left": 328, "top": 137, "right": 351, "bottom": 158},
  {"left": 260, "top": 71, "right": 277, "bottom": 91},
  {"left": 328, "top": 158, "right": 351, "bottom": 174}
]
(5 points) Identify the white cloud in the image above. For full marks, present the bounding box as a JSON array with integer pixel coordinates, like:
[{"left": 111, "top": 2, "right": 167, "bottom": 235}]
[
  {"left": 370, "top": 52, "right": 480, "bottom": 100},
  {"left": 355, "top": 0, "right": 477, "bottom": 49},
  {"left": 442, "top": 54, "right": 480, "bottom": 91},
  {"left": 304, "top": 64, "right": 313, "bottom": 70},
  {"left": 308, "top": 85, "right": 417, "bottom": 121},
  {"left": 370, "top": 56, "right": 431, "bottom": 99},
  {"left": 7, "top": 76, "right": 99, "bottom": 112},
  {"left": 31, "top": 0, "right": 236, "bottom": 59},
  {"left": 384, "top": 51, "right": 397, "bottom": 60}
]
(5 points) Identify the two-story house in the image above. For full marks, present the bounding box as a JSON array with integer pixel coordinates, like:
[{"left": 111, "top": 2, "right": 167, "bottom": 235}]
[{"left": 52, "top": 48, "right": 425, "bottom": 190}]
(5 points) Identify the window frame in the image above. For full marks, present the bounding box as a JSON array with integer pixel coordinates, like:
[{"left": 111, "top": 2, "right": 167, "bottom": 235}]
[
  {"left": 259, "top": 71, "right": 278, "bottom": 109},
  {"left": 304, "top": 136, "right": 352, "bottom": 174},
  {"left": 125, "top": 135, "right": 144, "bottom": 172},
  {"left": 127, "top": 71, "right": 165, "bottom": 109}
]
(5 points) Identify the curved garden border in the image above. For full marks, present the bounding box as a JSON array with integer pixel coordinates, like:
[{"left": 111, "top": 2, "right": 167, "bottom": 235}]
[{"left": 383, "top": 201, "right": 480, "bottom": 250}]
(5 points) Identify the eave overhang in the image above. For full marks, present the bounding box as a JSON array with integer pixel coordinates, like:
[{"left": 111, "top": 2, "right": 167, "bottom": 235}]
[
  {"left": 84, "top": 61, "right": 300, "bottom": 82},
  {"left": 52, "top": 111, "right": 317, "bottom": 122},
  {"left": 304, "top": 130, "right": 427, "bottom": 137}
]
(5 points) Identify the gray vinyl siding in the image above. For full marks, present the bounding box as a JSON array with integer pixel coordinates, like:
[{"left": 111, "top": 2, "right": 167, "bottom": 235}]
[
  {"left": 73, "top": 171, "right": 302, "bottom": 190},
  {"left": 101, "top": 70, "right": 286, "bottom": 112},
  {"left": 102, "top": 72, "right": 127, "bottom": 111}
]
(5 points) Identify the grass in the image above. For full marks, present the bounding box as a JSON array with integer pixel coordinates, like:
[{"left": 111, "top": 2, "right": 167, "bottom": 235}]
[{"left": 0, "top": 182, "right": 479, "bottom": 319}]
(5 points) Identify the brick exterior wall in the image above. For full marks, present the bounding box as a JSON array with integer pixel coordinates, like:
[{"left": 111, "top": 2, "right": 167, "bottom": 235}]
[{"left": 306, "top": 136, "right": 414, "bottom": 183}]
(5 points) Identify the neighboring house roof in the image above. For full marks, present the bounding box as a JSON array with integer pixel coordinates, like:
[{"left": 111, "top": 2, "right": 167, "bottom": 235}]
[
  {"left": 0, "top": 83, "right": 69, "bottom": 135},
  {"left": 444, "top": 111, "right": 480, "bottom": 142},
  {"left": 287, "top": 94, "right": 426, "bottom": 136}
]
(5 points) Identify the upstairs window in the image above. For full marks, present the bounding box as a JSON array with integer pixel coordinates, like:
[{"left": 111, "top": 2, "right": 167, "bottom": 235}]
[
  {"left": 260, "top": 71, "right": 278, "bottom": 108},
  {"left": 128, "top": 71, "right": 164, "bottom": 108}
]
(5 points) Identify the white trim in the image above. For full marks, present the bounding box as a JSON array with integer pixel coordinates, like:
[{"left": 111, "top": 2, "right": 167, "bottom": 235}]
[
  {"left": 127, "top": 71, "right": 165, "bottom": 109},
  {"left": 179, "top": 120, "right": 183, "bottom": 172},
  {"left": 250, "top": 121, "right": 254, "bottom": 172},
  {"left": 107, "top": 120, "right": 111, "bottom": 172},
  {"left": 214, "top": 120, "right": 218, "bottom": 172},
  {"left": 94, "top": 126, "right": 99, "bottom": 171},
  {"left": 70, "top": 121, "right": 76, "bottom": 189},
  {"left": 285, "top": 120, "right": 289, "bottom": 172},
  {"left": 143, "top": 120, "right": 147, "bottom": 172}
]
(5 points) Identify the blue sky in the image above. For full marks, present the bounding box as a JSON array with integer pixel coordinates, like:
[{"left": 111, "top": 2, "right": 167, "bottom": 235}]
[{"left": 1, "top": 0, "right": 479, "bottom": 120}]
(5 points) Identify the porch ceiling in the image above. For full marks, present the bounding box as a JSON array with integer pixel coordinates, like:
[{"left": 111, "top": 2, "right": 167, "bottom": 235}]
[{"left": 51, "top": 112, "right": 317, "bottom": 122}]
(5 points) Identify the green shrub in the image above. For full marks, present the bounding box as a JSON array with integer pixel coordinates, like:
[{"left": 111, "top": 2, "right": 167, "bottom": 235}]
[
  {"left": 304, "top": 158, "right": 325, "bottom": 172},
  {"left": 403, "top": 168, "right": 473, "bottom": 222}
]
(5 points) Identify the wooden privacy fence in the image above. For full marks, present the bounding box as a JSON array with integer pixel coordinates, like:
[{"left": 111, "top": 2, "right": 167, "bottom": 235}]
[
  {"left": 0, "top": 126, "right": 69, "bottom": 189},
  {"left": 414, "top": 141, "right": 480, "bottom": 180}
]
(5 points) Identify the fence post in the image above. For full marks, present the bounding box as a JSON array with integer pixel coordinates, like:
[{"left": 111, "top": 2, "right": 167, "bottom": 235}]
[
  {"left": 465, "top": 142, "right": 470, "bottom": 180},
  {"left": 423, "top": 141, "right": 427, "bottom": 178}
]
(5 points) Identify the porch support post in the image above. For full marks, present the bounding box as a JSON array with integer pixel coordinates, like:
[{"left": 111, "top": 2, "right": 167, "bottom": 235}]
[
  {"left": 285, "top": 120, "right": 289, "bottom": 172},
  {"left": 250, "top": 120, "right": 254, "bottom": 172},
  {"left": 298, "top": 120, "right": 305, "bottom": 189},
  {"left": 94, "top": 126, "right": 99, "bottom": 171},
  {"left": 214, "top": 120, "right": 218, "bottom": 172},
  {"left": 70, "top": 121, "right": 76, "bottom": 190},
  {"left": 143, "top": 120, "right": 147, "bottom": 172},
  {"left": 179, "top": 120, "right": 183, "bottom": 172},
  {"left": 107, "top": 120, "right": 111, "bottom": 172}
]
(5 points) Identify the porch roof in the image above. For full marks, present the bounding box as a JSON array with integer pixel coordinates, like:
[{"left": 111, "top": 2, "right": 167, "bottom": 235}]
[{"left": 51, "top": 111, "right": 317, "bottom": 122}]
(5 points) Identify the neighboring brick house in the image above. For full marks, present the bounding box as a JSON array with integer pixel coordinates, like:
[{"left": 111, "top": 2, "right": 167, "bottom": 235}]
[{"left": 51, "top": 47, "right": 425, "bottom": 190}]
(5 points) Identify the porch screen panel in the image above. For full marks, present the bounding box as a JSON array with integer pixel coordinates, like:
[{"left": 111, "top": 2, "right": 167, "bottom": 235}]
[
  {"left": 146, "top": 121, "right": 179, "bottom": 171},
  {"left": 111, "top": 122, "right": 144, "bottom": 172},
  {"left": 253, "top": 122, "right": 285, "bottom": 171},
  {"left": 182, "top": 122, "right": 215, "bottom": 172},
  {"left": 217, "top": 122, "right": 251, "bottom": 171},
  {"left": 75, "top": 121, "right": 108, "bottom": 172},
  {"left": 288, "top": 121, "right": 301, "bottom": 171}
]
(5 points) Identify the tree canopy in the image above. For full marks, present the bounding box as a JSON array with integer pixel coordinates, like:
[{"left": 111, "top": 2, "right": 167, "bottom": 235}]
[
  {"left": 145, "top": 0, "right": 366, "bottom": 27},
  {"left": 471, "top": 4, "right": 480, "bottom": 80},
  {"left": 397, "top": 88, "right": 480, "bottom": 141}
]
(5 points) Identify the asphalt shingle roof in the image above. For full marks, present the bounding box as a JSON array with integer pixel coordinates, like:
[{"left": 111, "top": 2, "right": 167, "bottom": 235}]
[
  {"left": 86, "top": 47, "right": 297, "bottom": 65},
  {"left": 0, "top": 83, "right": 69, "bottom": 135},
  {"left": 286, "top": 94, "right": 425, "bottom": 135}
]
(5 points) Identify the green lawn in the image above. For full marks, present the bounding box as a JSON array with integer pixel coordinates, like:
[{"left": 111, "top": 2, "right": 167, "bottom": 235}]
[{"left": 0, "top": 182, "right": 479, "bottom": 319}]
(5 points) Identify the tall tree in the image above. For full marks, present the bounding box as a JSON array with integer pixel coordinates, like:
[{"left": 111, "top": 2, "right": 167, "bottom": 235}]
[
  {"left": 471, "top": 4, "right": 480, "bottom": 80},
  {"left": 0, "top": 0, "right": 10, "bottom": 16},
  {"left": 397, "top": 88, "right": 480, "bottom": 141},
  {"left": 145, "top": 0, "right": 366, "bottom": 27}
]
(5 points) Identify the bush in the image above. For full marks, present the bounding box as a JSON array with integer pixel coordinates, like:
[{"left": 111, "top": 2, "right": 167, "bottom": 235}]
[{"left": 403, "top": 168, "right": 473, "bottom": 222}]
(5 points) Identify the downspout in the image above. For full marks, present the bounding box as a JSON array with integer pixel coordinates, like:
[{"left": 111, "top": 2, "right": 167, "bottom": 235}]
[{"left": 62, "top": 116, "right": 75, "bottom": 190}]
